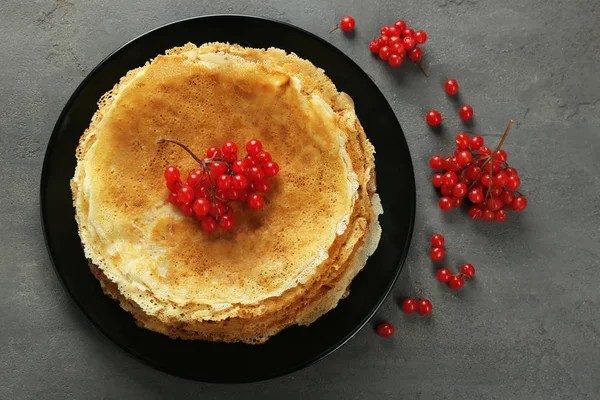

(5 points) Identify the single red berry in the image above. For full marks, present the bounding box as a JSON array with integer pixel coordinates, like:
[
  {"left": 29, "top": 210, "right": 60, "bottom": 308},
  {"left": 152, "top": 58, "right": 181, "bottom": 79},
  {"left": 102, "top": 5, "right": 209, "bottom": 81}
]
[
  {"left": 192, "top": 198, "right": 210, "bottom": 216},
  {"left": 248, "top": 193, "right": 265, "bottom": 210},
  {"left": 429, "top": 155, "right": 444, "bottom": 169},
  {"left": 437, "top": 268, "right": 452, "bottom": 283},
  {"left": 177, "top": 185, "right": 194, "bottom": 204},
  {"left": 456, "top": 150, "right": 473, "bottom": 166},
  {"left": 459, "top": 105, "right": 474, "bottom": 120},
  {"left": 208, "top": 200, "right": 226, "bottom": 218},
  {"left": 486, "top": 197, "right": 503, "bottom": 212},
  {"left": 232, "top": 174, "right": 249, "bottom": 190},
  {"left": 479, "top": 146, "right": 492, "bottom": 156},
  {"left": 166, "top": 178, "right": 182, "bottom": 193},
  {"left": 432, "top": 173, "right": 444, "bottom": 187},
  {"left": 376, "top": 322, "right": 394, "bottom": 337},
  {"left": 246, "top": 139, "right": 262, "bottom": 155},
  {"left": 446, "top": 156, "right": 461, "bottom": 172},
  {"left": 186, "top": 171, "right": 202, "bottom": 188},
  {"left": 449, "top": 275, "right": 465, "bottom": 290},
  {"left": 390, "top": 43, "right": 404, "bottom": 55},
  {"left": 206, "top": 146, "right": 221, "bottom": 158},
  {"left": 430, "top": 247, "right": 445, "bottom": 261},
  {"left": 402, "top": 27, "right": 414, "bottom": 37},
  {"left": 388, "top": 53, "right": 403, "bottom": 67},
  {"left": 431, "top": 233, "right": 445, "bottom": 248},
  {"left": 222, "top": 141, "right": 238, "bottom": 154},
  {"left": 164, "top": 166, "right": 180, "bottom": 182},
  {"left": 378, "top": 35, "right": 389, "bottom": 47},
  {"left": 254, "top": 178, "right": 271, "bottom": 193},
  {"left": 168, "top": 192, "right": 179, "bottom": 206},
  {"left": 402, "top": 297, "right": 417, "bottom": 313},
  {"left": 440, "top": 184, "right": 452, "bottom": 197},
  {"left": 482, "top": 209, "right": 495, "bottom": 222},
  {"left": 455, "top": 133, "right": 469, "bottom": 149},
  {"left": 219, "top": 214, "right": 235, "bottom": 230},
  {"left": 254, "top": 151, "right": 271, "bottom": 165},
  {"left": 453, "top": 197, "right": 463, "bottom": 208},
  {"left": 444, "top": 79, "right": 459, "bottom": 95},
  {"left": 465, "top": 165, "right": 481, "bottom": 180},
  {"left": 494, "top": 149, "right": 508, "bottom": 163},
  {"left": 369, "top": 39, "right": 381, "bottom": 54},
  {"left": 444, "top": 171, "right": 458, "bottom": 187},
  {"left": 480, "top": 173, "right": 491, "bottom": 187},
  {"left": 504, "top": 167, "right": 519, "bottom": 177},
  {"left": 238, "top": 189, "right": 249, "bottom": 203},
  {"left": 380, "top": 25, "right": 391, "bottom": 36},
  {"left": 263, "top": 161, "right": 280, "bottom": 177},
  {"left": 216, "top": 174, "right": 232, "bottom": 190},
  {"left": 226, "top": 189, "right": 240, "bottom": 201},
  {"left": 511, "top": 196, "right": 528, "bottom": 211},
  {"left": 469, "top": 188, "right": 484, "bottom": 203},
  {"left": 242, "top": 155, "right": 256, "bottom": 169},
  {"left": 490, "top": 186, "right": 503, "bottom": 197},
  {"left": 506, "top": 175, "right": 521, "bottom": 190},
  {"left": 461, "top": 264, "right": 475, "bottom": 278},
  {"left": 469, "top": 205, "right": 483, "bottom": 219},
  {"left": 470, "top": 135, "right": 484, "bottom": 150},
  {"left": 231, "top": 160, "right": 247, "bottom": 175},
  {"left": 452, "top": 182, "right": 468, "bottom": 198},
  {"left": 340, "top": 16, "right": 356, "bottom": 31},
  {"left": 201, "top": 215, "right": 218, "bottom": 233},
  {"left": 439, "top": 196, "right": 454, "bottom": 211},
  {"left": 494, "top": 208, "right": 508, "bottom": 222},
  {"left": 393, "top": 20, "right": 407, "bottom": 31},
  {"left": 417, "top": 299, "right": 432, "bottom": 315},
  {"left": 500, "top": 190, "right": 514, "bottom": 205},
  {"left": 402, "top": 36, "right": 415, "bottom": 50},
  {"left": 195, "top": 185, "right": 208, "bottom": 199},
  {"left": 413, "top": 30, "right": 428, "bottom": 44},
  {"left": 408, "top": 48, "right": 423, "bottom": 62},
  {"left": 209, "top": 162, "right": 227, "bottom": 177},
  {"left": 179, "top": 203, "right": 194, "bottom": 216},
  {"left": 248, "top": 166, "right": 265, "bottom": 181},
  {"left": 426, "top": 110, "right": 442, "bottom": 126},
  {"left": 201, "top": 169, "right": 217, "bottom": 186},
  {"left": 387, "top": 36, "right": 402, "bottom": 46},
  {"left": 379, "top": 46, "right": 391, "bottom": 61},
  {"left": 493, "top": 172, "right": 507, "bottom": 187}
]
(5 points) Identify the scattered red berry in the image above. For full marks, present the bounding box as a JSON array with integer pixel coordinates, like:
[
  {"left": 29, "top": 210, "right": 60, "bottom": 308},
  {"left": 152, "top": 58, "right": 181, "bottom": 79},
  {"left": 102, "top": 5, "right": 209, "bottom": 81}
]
[
  {"left": 426, "top": 110, "right": 442, "bottom": 126},
  {"left": 417, "top": 299, "right": 433, "bottom": 315},
  {"left": 437, "top": 268, "right": 451, "bottom": 283},
  {"left": 449, "top": 275, "right": 465, "bottom": 290},
  {"left": 461, "top": 263, "right": 475, "bottom": 278},
  {"left": 340, "top": 16, "right": 356, "bottom": 31},
  {"left": 459, "top": 105, "right": 474, "bottom": 120},
  {"left": 402, "top": 298, "right": 417, "bottom": 313},
  {"left": 377, "top": 323, "right": 395, "bottom": 337},
  {"left": 430, "top": 247, "right": 445, "bottom": 261},
  {"left": 444, "top": 79, "right": 459, "bottom": 95},
  {"left": 431, "top": 233, "right": 445, "bottom": 248}
]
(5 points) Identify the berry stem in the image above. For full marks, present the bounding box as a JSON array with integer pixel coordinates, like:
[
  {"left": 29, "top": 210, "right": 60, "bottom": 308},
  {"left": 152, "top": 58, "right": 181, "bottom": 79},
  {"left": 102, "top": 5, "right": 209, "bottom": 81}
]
[
  {"left": 329, "top": 25, "right": 339, "bottom": 34},
  {"left": 492, "top": 120, "right": 514, "bottom": 157},
  {"left": 157, "top": 138, "right": 205, "bottom": 165},
  {"left": 416, "top": 62, "right": 429, "bottom": 77}
]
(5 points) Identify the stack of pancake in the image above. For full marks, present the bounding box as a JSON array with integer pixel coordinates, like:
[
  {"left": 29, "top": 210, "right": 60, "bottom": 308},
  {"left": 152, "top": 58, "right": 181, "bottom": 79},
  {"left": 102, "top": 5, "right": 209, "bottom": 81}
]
[{"left": 71, "top": 43, "right": 382, "bottom": 344}]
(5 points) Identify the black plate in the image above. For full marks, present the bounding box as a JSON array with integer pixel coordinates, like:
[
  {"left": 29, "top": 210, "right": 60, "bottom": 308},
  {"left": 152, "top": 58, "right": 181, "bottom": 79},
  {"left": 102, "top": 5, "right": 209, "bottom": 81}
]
[{"left": 40, "top": 15, "right": 415, "bottom": 383}]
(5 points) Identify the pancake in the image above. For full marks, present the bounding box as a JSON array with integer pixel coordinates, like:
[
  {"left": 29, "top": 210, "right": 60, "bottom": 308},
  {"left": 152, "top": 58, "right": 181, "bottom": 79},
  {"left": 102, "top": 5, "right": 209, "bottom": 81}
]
[{"left": 71, "top": 43, "right": 382, "bottom": 343}]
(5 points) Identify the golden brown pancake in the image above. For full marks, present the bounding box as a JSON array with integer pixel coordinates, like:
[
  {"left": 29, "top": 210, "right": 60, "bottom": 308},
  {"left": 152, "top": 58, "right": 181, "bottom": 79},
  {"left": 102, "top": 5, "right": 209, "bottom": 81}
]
[{"left": 71, "top": 43, "right": 381, "bottom": 343}]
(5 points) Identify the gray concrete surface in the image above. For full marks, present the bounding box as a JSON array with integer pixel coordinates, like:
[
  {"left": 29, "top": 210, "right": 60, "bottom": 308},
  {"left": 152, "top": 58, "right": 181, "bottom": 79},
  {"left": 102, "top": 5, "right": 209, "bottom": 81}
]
[{"left": 1, "top": 0, "right": 599, "bottom": 398}]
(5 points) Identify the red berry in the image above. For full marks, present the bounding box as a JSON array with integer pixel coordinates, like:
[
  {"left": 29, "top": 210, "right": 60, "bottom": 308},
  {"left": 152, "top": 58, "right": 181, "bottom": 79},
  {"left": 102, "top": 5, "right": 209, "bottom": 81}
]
[
  {"left": 504, "top": 167, "right": 519, "bottom": 177},
  {"left": 479, "top": 146, "right": 492, "bottom": 156},
  {"left": 263, "top": 161, "right": 280, "bottom": 177},
  {"left": 432, "top": 173, "right": 444, "bottom": 187},
  {"left": 402, "top": 27, "right": 414, "bottom": 37},
  {"left": 379, "top": 46, "right": 391, "bottom": 60},
  {"left": 430, "top": 247, "right": 445, "bottom": 261},
  {"left": 207, "top": 147, "right": 221, "bottom": 158},
  {"left": 232, "top": 174, "right": 249, "bottom": 190},
  {"left": 486, "top": 197, "right": 503, "bottom": 212},
  {"left": 242, "top": 155, "right": 256, "bottom": 169},
  {"left": 429, "top": 155, "right": 444, "bottom": 169},
  {"left": 390, "top": 43, "right": 404, "bottom": 55},
  {"left": 440, "top": 184, "right": 452, "bottom": 197},
  {"left": 246, "top": 139, "right": 262, "bottom": 155},
  {"left": 164, "top": 166, "right": 180, "bottom": 181},
  {"left": 408, "top": 48, "right": 423, "bottom": 62},
  {"left": 494, "top": 208, "right": 508, "bottom": 222},
  {"left": 449, "top": 275, "right": 465, "bottom": 290},
  {"left": 219, "top": 214, "right": 235, "bottom": 230},
  {"left": 393, "top": 20, "right": 407, "bottom": 31},
  {"left": 482, "top": 209, "right": 495, "bottom": 222},
  {"left": 413, "top": 30, "right": 428, "bottom": 44},
  {"left": 195, "top": 185, "right": 208, "bottom": 199},
  {"left": 444, "top": 79, "right": 459, "bottom": 95},
  {"left": 439, "top": 196, "right": 453, "bottom": 211},
  {"left": 417, "top": 299, "right": 432, "bottom": 315},
  {"left": 511, "top": 196, "right": 527, "bottom": 211},
  {"left": 453, "top": 197, "right": 463, "bottom": 208},
  {"left": 459, "top": 105, "right": 474, "bottom": 120},
  {"left": 222, "top": 141, "right": 238, "bottom": 154},
  {"left": 192, "top": 198, "right": 210, "bottom": 216},
  {"left": 369, "top": 39, "right": 381, "bottom": 54},
  {"left": 255, "top": 151, "right": 271, "bottom": 164},
  {"left": 209, "top": 200, "right": 226, "bottom": 218},
  {"left": 231, "top": 160, "right": 247, "bottom": 175},
  {"left": 446, "top": 156, "right": 461, "bottom": 172},
  {"left": 426, "top": 110, "right": 442, "bottom": 126},
  {"left": 177, "top": 185, "right": 194, "bottom": 204},
  {"left": 166, "top": 178, "right": 182, "bottom": 193},
  {"left": 490, "top": 186, "right": 503, "bottom": 197},
  {"left": 388, "top": 26, "right": 400, "bottom": 37},
  {"left": 248, "top": 166, "right": 265, "bottom": 181},
  {"left": 480, "top": 173, "right": 491, "bottom": 187},
  {"left": 431, "top": 233, "right": 445, "bottom": 248},
  {"left": 216, "top": 174, "right": 232, "bottom": 190},
  {"left": 465, "top": 165, "right": 481, "bottom": 180},
  {"left": 254, "top": 178, "right": 271, "bottom": 193},
  {"left": 380, "top": 26, "right": 391, "bottom": 36},
  {"left": 387, "top": 36, "right": 402, "bottom": 46},
  {"left": 493, "top": 172, "right": 507, "bottom": 187},
  {"left": 494, "top": 149, "right": 508, "bottom": 163},
  {"left": 226, "top": 189, "right": 240, "bottom": 201},
  {"left": 378, "top": 35, "right": 389, "bottom": 47},
  {"left": 437, "top": 268, "right": 451, "bottom": 283},
  {"left": 402, "top": 36, "right": 415, "bottom": 50},
  {"left": 248, "top": 193, "right": 265, "bottom": 210},
  {"left": 185, "top": 171, "right": 201, "bottom": 188},
  {"left": 469, "top": 205, "right": 483, "bottom": 219},
  {"left": 209, "top": 162, "right": 227, "bottom": 176},
  {"left": 179, "top": 203, "right": 194, "bottom": 216},
  {"left": 506, "top": 175, "right": 521, "bottom": 190},
  {"left": 340, "top": 16, "right": 356, "bottom": 31},
  {"left": 238, "top": 189, "right": 249, "bottom": 203},
  {"left": 444, "top": 171, "right": 458, "bottom": 187},
  {"left": 461, "top": 263, "right": 476, "bottom": 278},
  {"left": 470, "top": 135, "right": 484, "bottom": 150},
  {"left": 168, "top": 192, "right": 179, "bottom": 206},
  {"left": 388, "top": 53, "right": 403, "bottom": 67},
  {"left": 402, "top": 297, "right": 417, "bottom": 313},
  {"left": 452, "top": 182, "right": 468, "bottom": 198},
  {"left": 455, "top": 133, "right": 469, "bottom": 149},
  {"left": 376, "top": 322, "right": 394, "bottom": 337},
  {"left": 469, "top": 188, "right": 484, "bottom": 203},
  {"left": 201, "top": 216, "right": 218, "bottom": 233},
  {"left": 500, "top": 190, "right": 514, "bottom": 205},
  {"left": 456, "top": 150, "right": 473, "bottom": 166}
]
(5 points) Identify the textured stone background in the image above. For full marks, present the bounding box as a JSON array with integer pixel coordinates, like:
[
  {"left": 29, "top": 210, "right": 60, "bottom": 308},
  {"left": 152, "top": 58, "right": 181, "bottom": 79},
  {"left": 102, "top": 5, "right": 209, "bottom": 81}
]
[{"left": 1, "top": 0, "right": 599, "bottom": 399}]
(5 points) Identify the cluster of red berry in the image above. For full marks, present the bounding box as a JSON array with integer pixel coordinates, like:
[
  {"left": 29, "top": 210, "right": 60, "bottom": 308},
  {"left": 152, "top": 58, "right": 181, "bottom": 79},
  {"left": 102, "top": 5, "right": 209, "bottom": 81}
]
[
  {"left": 376, "top": 297, "right": 433, "bottom": 338},
  {"left": 368, "top": 20, "right": 428, "bottom": 71},
  {"left": 159, "top": 138, "right": 280, "bottom": 232},
  {"left": 429, "top": 120, "right": 527, "bottom": 221},
  {"left": 430, "top": 234, "right": 475, "bottom": 290}
]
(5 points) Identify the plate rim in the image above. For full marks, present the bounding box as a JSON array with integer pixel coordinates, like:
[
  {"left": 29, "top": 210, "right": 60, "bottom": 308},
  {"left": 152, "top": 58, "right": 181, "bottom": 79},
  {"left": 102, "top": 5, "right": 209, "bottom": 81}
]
[{"left": 40, "top": 13, "right": 416, "bottom": 383}]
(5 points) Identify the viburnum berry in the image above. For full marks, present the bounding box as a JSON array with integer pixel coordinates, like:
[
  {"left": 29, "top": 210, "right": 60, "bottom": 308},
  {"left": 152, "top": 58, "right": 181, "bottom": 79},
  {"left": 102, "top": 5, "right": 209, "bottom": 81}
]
[
  {"left": 388, "top": 53, "right": 403, "bottom": 67},
  {"left": 444, "top": 79, "right": 459, "bottom": 95},
  {"left": 470, "top": 135, "right": 484, "bottom": 150},
  {"left": 369, "top": 40, "right": 381, "bottom": 54},
  {"left": 179, "top": 203, "right": 194, "bottom": 216},
  {"left": 459, "top": 105, "right": 474, "bottom": 120},
  {"left": 413, "top": 30, "right": 428, "bottom": 44},
  {"left": 379, "top": 46, "right": 391, "bottom": 61},
  {"left": 263, "top": 161, "right": 280, "bottom": 177},
  {"left": 377, "top": 323, "right": 394, "bottom": 337},
  {"left": 495, "top": 208, "right": 508, "bottom": 222},
  {"left": 340, "top": 16, "right": 356, "bottom": 31},
  {"left": 430, "top": 247, "right": 445, "bottom": 261},
  {"left": 431, "top": 233, "right": 445, "bottom": 248},
  {"left": 164, "top": 166, "right": 180, "bottom": 182},
  {"left": 246, "top": 139, "right": 262, "bottom": 155},
  {"left": 218, "top": 214, "right": 235, "bottom": 230},
  {"left": 408, "top": 48, "right": 423, "bottom": 62},
  {"left": 402, "top": 27, "right": 414, "bottom": 37},
  {"left": 177, "top": 185, "right": 194, "bottom": 204},
  {"left": 201, "top": 215, "right": 218, "bottom": 233},
  {"left": 461, "top": 264, "right": 475, "bottom": 278},
  {"left": 402, "top": 297, "right": 417, "bottom": 313},
  {"left": 449, "top": 275, "right": 465, "bottom": 290},
  {"left": 393, "top": 20, "right": 407, "bottom": 31},
  {"left": 248, "top": 193, "right": 265, "bottom": 210},
  {"left": 438, "top": 197, "right": 454, "bottom": 211},
  {"left": 511, "top": 196, "right": 527, "bottom": 211},
  {"left": 417, "top": 299, "right": 432, "bottom": 315},
  {"left": 432, "top": 173, "right": 444, "bottom": 187},
  {"left": 168, "top": 192, "right": 179, "bottom": 206},
  {"left": 426, "top": 110, "right": 442, "bottom": 126},
  {"left": 437, "top": 268, "right": 451, "bottom": 283}
]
